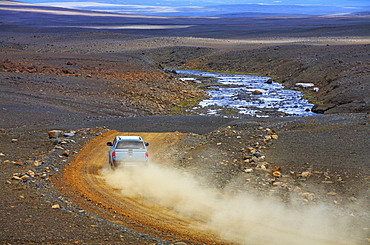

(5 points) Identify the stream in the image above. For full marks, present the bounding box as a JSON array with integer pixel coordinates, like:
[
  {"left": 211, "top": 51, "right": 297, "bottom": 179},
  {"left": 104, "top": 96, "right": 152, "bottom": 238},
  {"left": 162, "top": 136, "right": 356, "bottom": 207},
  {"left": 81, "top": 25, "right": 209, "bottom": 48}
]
[{"left": 173, "top": 69, "right": 318, "bottom": 118}]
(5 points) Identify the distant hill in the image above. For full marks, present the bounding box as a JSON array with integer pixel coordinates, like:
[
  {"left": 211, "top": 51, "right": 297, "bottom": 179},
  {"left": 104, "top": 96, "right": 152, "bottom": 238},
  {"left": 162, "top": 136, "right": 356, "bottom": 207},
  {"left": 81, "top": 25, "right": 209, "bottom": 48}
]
[
  {"left": 337, "top": 11, "right": 370, "bottom": 16},
  {"left": 174, "top": 4, "right": 370, "bottom": 17},
  {"left": 13, "top": 1, "right": 370, "bottom": 17}
]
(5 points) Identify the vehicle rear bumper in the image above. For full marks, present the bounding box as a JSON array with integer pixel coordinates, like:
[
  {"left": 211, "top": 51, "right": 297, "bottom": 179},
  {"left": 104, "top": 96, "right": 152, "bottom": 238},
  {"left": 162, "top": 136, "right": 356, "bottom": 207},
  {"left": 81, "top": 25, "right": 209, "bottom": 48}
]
[{"left": 110, "top": 161, "right": 148, "bottom": 168}]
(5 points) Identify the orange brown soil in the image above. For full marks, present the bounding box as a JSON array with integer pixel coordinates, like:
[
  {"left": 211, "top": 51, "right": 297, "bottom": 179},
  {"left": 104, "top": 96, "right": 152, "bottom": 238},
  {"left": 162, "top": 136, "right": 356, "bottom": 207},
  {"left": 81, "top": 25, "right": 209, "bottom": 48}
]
[
  {"left": 59, "top": 130, "right": 232, "bottom": 244},
  {"left": 0, "top": 1, "right": 369, "bottom": 244}
]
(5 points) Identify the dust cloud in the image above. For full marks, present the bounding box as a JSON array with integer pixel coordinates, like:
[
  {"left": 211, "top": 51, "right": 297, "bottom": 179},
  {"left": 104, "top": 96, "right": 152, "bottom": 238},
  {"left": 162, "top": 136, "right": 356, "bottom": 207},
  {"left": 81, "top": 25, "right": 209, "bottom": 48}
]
[{"left": 100, "top": 163, "right": 367, "bottom": 245}]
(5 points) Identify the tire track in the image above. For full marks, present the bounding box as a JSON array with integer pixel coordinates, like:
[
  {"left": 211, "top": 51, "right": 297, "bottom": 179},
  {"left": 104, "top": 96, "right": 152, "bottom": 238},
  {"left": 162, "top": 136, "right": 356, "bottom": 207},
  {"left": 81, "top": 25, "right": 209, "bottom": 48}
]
[{"left": 62, "top": 130, "right": 231, "bottom": 244}]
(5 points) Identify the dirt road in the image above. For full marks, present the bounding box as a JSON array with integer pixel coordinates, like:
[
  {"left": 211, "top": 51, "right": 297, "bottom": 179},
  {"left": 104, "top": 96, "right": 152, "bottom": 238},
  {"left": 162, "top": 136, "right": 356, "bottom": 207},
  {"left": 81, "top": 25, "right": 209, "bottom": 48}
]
[
  {"left": 0, "top": 2, "right": 368, "bottom": 244},
  {"left": 61, "top": 130, "right": 232, "bottom": 244},
  {"left": 58, "top": 130, "right": 366, "bottom": 245}
]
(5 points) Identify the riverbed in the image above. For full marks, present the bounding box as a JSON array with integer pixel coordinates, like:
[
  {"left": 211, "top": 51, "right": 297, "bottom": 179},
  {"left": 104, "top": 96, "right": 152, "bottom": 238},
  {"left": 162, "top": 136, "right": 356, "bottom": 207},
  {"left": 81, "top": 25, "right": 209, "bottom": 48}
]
[{"left": 174, "top": 69, "right": 318, "bottom": 118}]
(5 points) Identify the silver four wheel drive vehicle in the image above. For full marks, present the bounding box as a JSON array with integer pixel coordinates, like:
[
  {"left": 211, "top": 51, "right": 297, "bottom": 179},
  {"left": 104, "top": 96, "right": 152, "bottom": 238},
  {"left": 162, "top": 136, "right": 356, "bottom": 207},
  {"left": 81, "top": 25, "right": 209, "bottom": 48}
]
[{"left": 107, "top": 136, "right": 149, "bottom": 168}]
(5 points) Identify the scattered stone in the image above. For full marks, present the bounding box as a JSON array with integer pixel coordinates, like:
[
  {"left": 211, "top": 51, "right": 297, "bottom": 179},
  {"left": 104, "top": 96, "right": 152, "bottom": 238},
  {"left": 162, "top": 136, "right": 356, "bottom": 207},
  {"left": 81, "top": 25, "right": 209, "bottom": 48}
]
[
  {"left": 33, "top": 160, "right": 42, "bottom": 166},
  {"left": 52, "top": 204, "right": 61, "bottom": 209},
  {"left": 174, "top": 242, "right": 188, "bottom": 245},
  {"left": 53, "top": 138, "right": 62, "bottom": 145},
  {"left": 271, "top": 134, "right": 278, "bottom": 140},
  {"left": 48, "top": 130, "right": 64, "bottom": 138},
  {"left": 252, "top": 90, "right": 262, "bottom": 95},
  {"left": 20, "top": 174, "right": 30, "bottom": 180},
  {"left": 272, "top": 171, "right": 281, "bottom": 178},
  {"left": 11, "top": 139, "right": 18, "bottom": 143},
  {"left": 27, "top": 170, "right": 35, "bottom": 177},
  {"left": 307, "top": 193, "right": 315, "bottom": 201},
  {"left": 263, "top": 135, "right": 272, "bottom": 142},
  {"left": 301, "top": 192, "right": 315, "bottom": 202},
  {"left": 244, "top": 168, "right": 253, "bottom": 173},
  {"left": 295, "top": 82, "right": 315, "bottom": 88},
  {"left": 13, "top": 161, "right": 24, "bottom": 166},
  {"left": 12, "top": 175, "right": 22, "bottom": 180},
  {"left": 327, "top": 192, "right": 337, "bottom": 196},
  {"left": 63, "top": 150, "right": 71, "bottom": 157},
  {"left": 301, "top": 171, "right": 311, "bottom": 177},
  {"left": 256, "top": 164, "right": 267, "bottom": 171},
  {"left": 322, "top": 181, "right": 334, "bottom": 184}
]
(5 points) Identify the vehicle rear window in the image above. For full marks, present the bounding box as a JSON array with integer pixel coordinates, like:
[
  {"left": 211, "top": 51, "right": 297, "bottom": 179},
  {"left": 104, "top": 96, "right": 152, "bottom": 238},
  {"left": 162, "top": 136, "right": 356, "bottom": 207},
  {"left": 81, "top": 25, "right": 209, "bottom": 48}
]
[{"left": 116, "top": 141, "right": 144, "bottom": 149}]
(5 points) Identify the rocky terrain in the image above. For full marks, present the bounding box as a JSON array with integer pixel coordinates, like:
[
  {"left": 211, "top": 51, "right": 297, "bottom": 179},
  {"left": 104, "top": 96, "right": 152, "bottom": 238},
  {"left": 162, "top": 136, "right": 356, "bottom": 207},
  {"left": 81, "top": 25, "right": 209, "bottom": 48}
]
[
  {"left": 0, "top": 1, "right": 369, "bottom": 244},
  {"left": 146, "top": 40, "right": 370, "bottom": 114}
]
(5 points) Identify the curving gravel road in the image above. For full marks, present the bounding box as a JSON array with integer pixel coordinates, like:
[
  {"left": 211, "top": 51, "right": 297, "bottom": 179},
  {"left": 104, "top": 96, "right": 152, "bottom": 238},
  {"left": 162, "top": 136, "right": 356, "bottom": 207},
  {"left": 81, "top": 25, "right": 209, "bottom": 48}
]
[
  {"left": 60, "top": 130, "right": 231, "bottom": 244},
  {"left": 57, "top": 128, "right": 367, "bottom": 245}
]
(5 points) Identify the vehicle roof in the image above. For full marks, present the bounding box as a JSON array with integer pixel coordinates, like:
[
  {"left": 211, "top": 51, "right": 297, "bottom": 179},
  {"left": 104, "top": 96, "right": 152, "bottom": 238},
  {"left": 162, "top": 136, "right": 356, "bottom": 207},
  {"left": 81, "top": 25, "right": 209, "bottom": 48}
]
[{"left": 116, "top": 136, "right": 143, "bottom": 141}]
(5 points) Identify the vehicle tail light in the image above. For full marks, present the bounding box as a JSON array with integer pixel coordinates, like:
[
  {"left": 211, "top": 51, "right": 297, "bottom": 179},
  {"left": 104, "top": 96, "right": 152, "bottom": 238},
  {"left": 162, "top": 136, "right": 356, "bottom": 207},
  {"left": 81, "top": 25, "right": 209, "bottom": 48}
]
[
  {"left": 112, "top": 151, "right": 116, "bottom": 162},
  {"left": 145, "top": 152, "right": 149, "bottom": 158}
]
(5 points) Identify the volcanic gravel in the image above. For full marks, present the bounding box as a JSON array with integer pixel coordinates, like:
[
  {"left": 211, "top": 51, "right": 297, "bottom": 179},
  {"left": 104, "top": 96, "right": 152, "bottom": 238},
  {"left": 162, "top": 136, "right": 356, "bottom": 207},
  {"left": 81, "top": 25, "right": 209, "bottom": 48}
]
[{"left": 0, "top": 2, "right": 369, "bottom": 244}]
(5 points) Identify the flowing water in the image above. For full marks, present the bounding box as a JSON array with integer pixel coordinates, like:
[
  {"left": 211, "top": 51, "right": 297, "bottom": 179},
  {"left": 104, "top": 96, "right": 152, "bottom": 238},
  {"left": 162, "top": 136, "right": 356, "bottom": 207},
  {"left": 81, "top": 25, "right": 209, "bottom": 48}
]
[{"left": 174, "top": 69, "right": 318, "bottom": 118}]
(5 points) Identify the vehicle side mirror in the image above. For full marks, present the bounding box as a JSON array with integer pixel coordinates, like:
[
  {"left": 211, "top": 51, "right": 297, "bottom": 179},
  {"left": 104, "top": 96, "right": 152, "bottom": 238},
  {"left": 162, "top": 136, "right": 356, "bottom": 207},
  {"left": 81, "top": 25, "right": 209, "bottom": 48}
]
[
  {"left": 107, "top": 142, "right": 113, "bottom": 146},
  {"left": 145, "top": 142, "right": 149, "bottom": 146}
]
